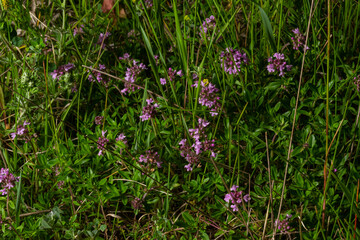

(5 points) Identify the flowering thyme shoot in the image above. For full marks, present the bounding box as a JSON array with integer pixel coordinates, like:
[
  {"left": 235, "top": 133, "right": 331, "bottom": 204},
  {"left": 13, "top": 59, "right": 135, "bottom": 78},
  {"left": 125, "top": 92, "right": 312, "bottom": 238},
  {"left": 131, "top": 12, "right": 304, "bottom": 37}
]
[
  {"left": 192, "top": 79, "right": 221, "bottom": 116},
  {"left": 140, "top": 98, "right": 159, "bottom": 121},
  {"left": 220, "top": 48, "right": 249, "bottom": 75},
  {"left": 291, "top": 28, "right": 309, "bottom": 51},
  {"left": 97, "top": 130, "right": 109, "bottom": 156},
  {"left": 119, "top": 55, "right": 147, "bottom": 94},
  {"left": 50, "top": 63, "right": 75, "bottom": 80},
  {"left": 73, "top": 24, "right": 84, "bottom": 36},
  {"left": 275, "top": 214, "right": 292, "bottom": 233},
  {"left": 354, "top": 75, "right": 360, "bottom": 92},
  {"left": 179, "top": 118, "right": 216, "bottom": 171},
  {"left": 87, "top": 64, "right": 109, "bottom": 86},
  {"left": 116, "top": 133, "right": 127, "bottom": 145},
  {"left": 266, "top": 53, "right": 292, "bottom": 77},
  {"left": 160, "top": 67, "right": 183, "bottom": 85},
  {"left": 97, "top": 32, "right": 111, "bottom": 49},
  {"left": 95, "top": 116, "right": 104, "bottom": 125},
  {"left": 0, "top": 168, "right": 19, "bottom": 195},
  {"left": 139, "top": 150, "right": 162, "bottom": 171},
  {"left": 224, "top": 185, "right": 251, "bottom": 212},
  {"left": 10, "top": 121, "right": 32, "bottom": 142},
  {"left": 199, "top": 15, "right": 217, "bottom": 41}
]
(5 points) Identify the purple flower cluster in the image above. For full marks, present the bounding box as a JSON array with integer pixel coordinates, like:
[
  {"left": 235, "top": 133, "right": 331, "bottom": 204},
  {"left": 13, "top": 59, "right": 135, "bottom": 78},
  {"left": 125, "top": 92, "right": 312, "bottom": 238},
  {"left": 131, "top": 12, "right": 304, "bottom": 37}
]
[
  {"left": 224, "top": 185, "right": 251, "bottom": 212},
  {"left": 179, "top": 118, "right": 216, "bottom": 171},
  {"left": 57, "top": 181, "right": 65, "bottom": 189},
  {"left": 10, "top": 121, "right": 30, "bottom": 141},
  {"left": 42, "top": 36, "right": 52, "bottom": 54},
  {"left": 139, "top": 150, "right": 162, "bottom": 168},
  {"left": 354, "top": 75, "right": 360, "bottom": 92},
  {"left": 131, "top": 197, "right": 143, "bottom": 210},
  {"left": 266, "top": 53, "right": 292, "bottom": 77},
  {"left": 140, "top": 98, "right": 159, "bottom": 121},
  {"left": 87, "top": 64, "right": 109, "bottom": 86},
  {"left": 154, "top": 55, "right": 159, "bottom": 65},
  {"left": 127, "top": 29, "right": 136, "bottom": 38},
  {"left": 97, "top": 130, "right": 109, "bottom": 156},
  {"left": 97, "top": 32, "right": 111, "bottom": 49},
  {"left": 199, "top": 15, "right": 217, "bottom": 40},
  {"left": 0, "top": 168, "right": 19, "bottom": 195},
  {"left": 95, "top": 116, "right": 104, "bottom": 125},
  {"left": 275, "top": 214, "right": 292, "bottom": 233},
  {"left": 119, "top": 54, "right": 147, "bottom": 94},
  {"left": 220, "top": 48, "right": 249, "bottom": 75},
  {"left": 291, "top": 28, "right": 309, "bottom": 51},
  {"left": 73, "top": 24, "right": 84, "bottom": 36},
  {"left": 141, "top": 0, "right": 153, "bottom": 8},
  {"left": 119, "top": 53, "right": 131, "bottom": 61},
  {"left": 50, "top": 63, "right": 75, "bottom": 80},
  {"left": 160, "top": 68, "right": 183, "bottom": 85},
  {"left": 116, "top": 133, "right": 127, "bottom": 145},
  {"left": 192, "top": 79, "right": 221, "bottom": 116}
]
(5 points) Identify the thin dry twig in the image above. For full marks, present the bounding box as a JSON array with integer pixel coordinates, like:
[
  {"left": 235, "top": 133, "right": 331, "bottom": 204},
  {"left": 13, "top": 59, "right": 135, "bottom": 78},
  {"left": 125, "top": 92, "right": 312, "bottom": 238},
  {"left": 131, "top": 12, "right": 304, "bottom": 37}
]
[{"left": 276, "top": 0, "right": 316, "bottom": 233}]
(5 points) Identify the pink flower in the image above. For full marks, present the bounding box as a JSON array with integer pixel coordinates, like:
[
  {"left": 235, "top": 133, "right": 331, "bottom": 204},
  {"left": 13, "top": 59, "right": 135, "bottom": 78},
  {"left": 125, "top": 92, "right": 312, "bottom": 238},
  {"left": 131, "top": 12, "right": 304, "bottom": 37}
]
[
  {"left": 88, "top": 64, "right": 109, "bottom": 86},
  {"left": 97, "top": 130, "right": 109, "bottom": 156},
  {"left": 116, "top": 133, "right": 127, "bottom": 145},
  {"left": 291, "top": 28, "right": 309, "bottom": 51},
  {"left": 138, "top": 150, "right": 162, "bottom": 169},
  {"left": 179, "top": 118, "right": 216, "bottom": 171},
  {"left": 224, "top": 185, "right": 251, "bottom": 212},
  {"left": 267, "top": 53, "right": 292, "bottom": 77},
  {"left": 140, "top": 98, "right": 159, "bottom": 121},
  {"left": 220, "top": 48, "right": 249, "bottom": 75},
  {"left": 275, "top": 214, "right": 292, "bottom": 233},
  {"left": 95, "top": 116, "right": 104, "bottom": 125},
  {"left": 11, "top": 121, "right": 31, "bottom": 140},
  {"left": 160, "top": 78, "right": 166, "bottom": 85},
  {"left": 0, "top": 168, "right": 19, "bottom": 195},
  {"left": 192, "top": 79, "right": 221, "bottom": 116},
  {"left": 97, "top": 32, "right": 111, "bottom": 49},
  {"left": 51, "top": 63, "right": 75, "bottom": 80},
  {"left": 199, "top": 15, "right": 217, "bottom": 41},
  {"left": 120, "top": 59, "right": 147, "bottom": 94},
  {"left": 73, "top": 24, "right": 84, "bottom": 36}
]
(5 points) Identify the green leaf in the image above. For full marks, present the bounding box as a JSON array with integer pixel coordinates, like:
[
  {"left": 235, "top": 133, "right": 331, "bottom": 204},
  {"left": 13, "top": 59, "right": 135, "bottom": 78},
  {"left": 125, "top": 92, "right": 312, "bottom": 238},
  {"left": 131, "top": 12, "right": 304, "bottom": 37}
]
[
  {"left": 99, "top": 178, "right": 107, "bottom": 185},
  {"left": 99, "top": 224, "right": 107, "bottom": 232},
  {"left": 258, "top": 6, "right": 276, "bottom": 52},
  {"left": 182, "top": 211, "right": 195, "bottom": 224},
  {"left": 40, "top": 218, "right": 52, "bottom": 230}
]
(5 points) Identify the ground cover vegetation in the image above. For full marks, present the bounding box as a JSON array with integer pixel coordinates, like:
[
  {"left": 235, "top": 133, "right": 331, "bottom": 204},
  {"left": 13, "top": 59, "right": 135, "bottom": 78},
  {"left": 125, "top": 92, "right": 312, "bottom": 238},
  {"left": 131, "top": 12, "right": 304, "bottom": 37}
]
[{"left": 0, "top": 0, "right": 360, "bottom": 239}]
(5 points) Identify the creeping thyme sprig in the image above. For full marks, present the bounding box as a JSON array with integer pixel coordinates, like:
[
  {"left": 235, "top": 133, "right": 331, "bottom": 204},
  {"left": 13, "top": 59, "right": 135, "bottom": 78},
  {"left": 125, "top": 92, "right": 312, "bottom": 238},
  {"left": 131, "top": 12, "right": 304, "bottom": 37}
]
[
  {"left": 354, "top": 75, "right": 360, "bottom": 92},
  {"left": 97, "top": 130, "right": 109, "bottom": 156},
  {"left": 138, "top": 150, "right": 162, "bottom": 173},
  {"left": 0, "top": 168, "right": 19, "bottom": 195},
  {"left": 291, "top": 28, "right": 309, "bottom": 51},
  {"left": 266, "top": 53, "right": 292, "bottom": 77},
  {"left": 160, "top": 67, "right": 183, "bottom": 85},
  {"left": 97, "top": 32, "right": 111, "bottom": 49},
  {"left": 224, "top": 185, "right": 251, "bottom": 212},
  {"left": 50, "top": 63, "right": 75, "bottom": 80},
  {"left": 119, "top": 54, "right": 147, "bottom": 94},
  {"left": 87, "top": 64, "right": 110, "bottom": 86},
  {"left": 140, "top": 98, "right": 159, "bottom": 121},
  {"left": 179, "top": 118, "right": 216, "bottom": 171},
  {"left": 220, "top": 48, "right": 249, "bottom": 75},
  {"left": 192, "top": 79, "right": 221, "bottom": 116},
  {"left": 199, "top": 15, "right": 217, "bottom": 41},
  {"left": 10, "top": 121, "right": 35, "bottom": 143},
  {"left": 275, "top": 214, "right": 292, "bottom": 233}
]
